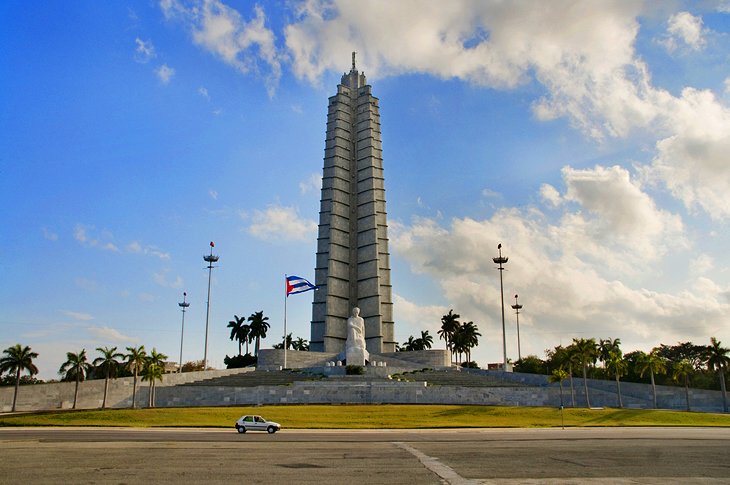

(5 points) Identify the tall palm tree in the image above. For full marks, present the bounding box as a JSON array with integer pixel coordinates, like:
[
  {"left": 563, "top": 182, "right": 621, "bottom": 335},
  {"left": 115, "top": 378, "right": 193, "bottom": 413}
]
[
  {"left": 0, "top": 344, "right": 39, "bottom": 412},
  {"left": 438, "top": 309, "right": 460, "bottom": 358},
  {"left": 227, "top": 315, "right": 249, "bottom": 356},
  {"left": 705, "top": 337, "right": 729, "bottom": 413},
  {"left": 549, "top": 367, "right": 570, "bottom": 408},
  {"left": 58, "top": 349, "right": 92, "bottom": 409},
  {"left": 403, "top": 336, "right": 418, "bottom": 352},
  {"left": 125, "top": 345, "right": 147, "bottom": 409},
  {"left": 420, "top": 330, "right": 433, "bottom": 350},
  {"left": 606, "top": 348, "right": 627, "bottom": 408},
  {"left": 672, "top": 359, "right": 694, "bottom": 411},
  {"left": 460, "top": 321, "right": 481, "bottom": 363},
  {"left": 637, "top": 349, "right": 667, "bottom": 409},
  {"left": 248, "top": 311, "right": 270, "bottom": 357},
  {"left": 93, "top": 346, "right": 124, "bottom": 409},
  {"left": 292, "top": 337, "right": 309, "bottom": 351},
  {"left": 572, "top": 338, "right": 598, "bottom": 408},
  {"left": 598, "top": 338, "right": 621, "bottom": 369},
  {"left": 142, "top": 348, "right": 168, "bottom": 407}
]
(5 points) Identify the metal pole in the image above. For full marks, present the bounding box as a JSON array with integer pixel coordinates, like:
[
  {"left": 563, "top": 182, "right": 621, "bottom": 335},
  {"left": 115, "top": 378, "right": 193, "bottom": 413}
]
[
  {"left": 511, "top": 294, "right": 523, "bottom": 362},
  {"left": 178, "top": 292, "right": 190, "bottom": 373},
  {"left": 203, "top": 241, "right": 219, "bottom": 370},
  {"left": 283, "top": 274, "right": 288, "bottom": 370},
  {"left": 493, "top": 244, "right": 508, "bottom": 370}
]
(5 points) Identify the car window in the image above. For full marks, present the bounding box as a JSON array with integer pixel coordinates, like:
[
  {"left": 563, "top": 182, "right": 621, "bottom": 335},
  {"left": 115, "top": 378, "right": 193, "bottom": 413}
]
[
  {"left": 255, "top": 416, "right": 264, "bottom": 423},
  {"left": 243, "top": 416, "right": 253, "bottom": 422}
]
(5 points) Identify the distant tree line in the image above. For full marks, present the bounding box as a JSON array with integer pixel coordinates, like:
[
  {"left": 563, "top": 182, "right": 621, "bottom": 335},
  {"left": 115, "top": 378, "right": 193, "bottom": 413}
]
[{"left": 515, "top": 337, "right": 729, "bottom": 412}]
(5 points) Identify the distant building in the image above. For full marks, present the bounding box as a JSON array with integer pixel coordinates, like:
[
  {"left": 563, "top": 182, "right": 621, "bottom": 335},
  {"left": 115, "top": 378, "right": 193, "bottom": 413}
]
[{"left": 310, "top": 53, "right": 395, "bottom": 354}]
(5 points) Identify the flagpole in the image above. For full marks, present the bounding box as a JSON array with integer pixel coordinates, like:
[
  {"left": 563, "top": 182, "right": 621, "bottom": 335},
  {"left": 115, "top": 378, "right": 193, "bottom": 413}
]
[{"left": 283, "top": 274, "right": 288, "bottom": 370}]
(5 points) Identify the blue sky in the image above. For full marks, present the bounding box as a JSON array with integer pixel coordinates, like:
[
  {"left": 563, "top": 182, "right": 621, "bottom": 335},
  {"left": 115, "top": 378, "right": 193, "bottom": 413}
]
[{"left": 2, "top": 1, "right": 730, "bottom": 379}]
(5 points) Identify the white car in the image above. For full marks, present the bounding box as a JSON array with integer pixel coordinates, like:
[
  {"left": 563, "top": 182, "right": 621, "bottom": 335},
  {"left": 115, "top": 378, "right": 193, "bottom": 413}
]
[{"left": 235, "top": 415, "right": 281, "bottom": 434}]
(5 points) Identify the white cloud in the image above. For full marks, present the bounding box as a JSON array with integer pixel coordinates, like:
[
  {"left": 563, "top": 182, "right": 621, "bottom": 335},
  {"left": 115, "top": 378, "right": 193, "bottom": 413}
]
[
  {"left": 126, "top": 241, "right": 171, "bottom": 260},
  {"left": 138, "top": 293, "right": 157, "bottom": 303},
  {"left": 198, "top": 86, "right": 210, "bottom": 99},
  {"left": 660, "top": 11, "right": 706, "bottom": 52},
  {"left": 87, "top": 326, "right": 138, "bottom": 344},
  {"left": 153, "top": 270, "right": 184, "bottom": 289},
  {"left": 725, "top": 77, "right": 730, "bottom": 94},
  {"left": 74, "top": 224, "right": 119, "bottom": 252},
  {"left": 61, "top": 310, "right": 94, "bottom": 321},
  {"left": 298, "top": 173, "right": 321, "bottom": 194},
  {"left": 156, "top": 64, "right": 176, "bottom": 84},
  {"left": 209, "top": 189, "right": 218, "bottom": 200},
  {"left": 42, "top": 227, "right": 58, "bottom": 241},
  {"left": 161, "top": 0, "right": 281, "bottom": 96},
  {"left": 75, "top": 277, "right": 98, "bottom": 291},
  {"left": 134, "top": 37, "right": 156, "bottom": 63},
  {"left": 393, "top": 293, "right": 449, "bottom": 340},
  {"left": 643, "top": 88, "right": 730, "bottom": 220},
  {"left": 539, "top": 184, "right": 562, "bottom": 207},
  {"left": 481, "top": 188, "right": 500, "bottom": 199},
  {"left": 248, "top": 204, "right": 317, "bottom": 242}
]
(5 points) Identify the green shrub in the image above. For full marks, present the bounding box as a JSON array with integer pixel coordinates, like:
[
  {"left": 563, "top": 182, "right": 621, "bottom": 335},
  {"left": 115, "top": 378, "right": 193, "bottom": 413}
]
[{"left": 346, "top": 365, "right": 364, "bottom": 375}]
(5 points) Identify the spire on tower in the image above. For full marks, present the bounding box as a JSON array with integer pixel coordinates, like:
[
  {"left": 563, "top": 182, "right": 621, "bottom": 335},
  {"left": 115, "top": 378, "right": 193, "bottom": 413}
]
[{"left": 352, "top": 51, "right": 356, "bottom": 71}]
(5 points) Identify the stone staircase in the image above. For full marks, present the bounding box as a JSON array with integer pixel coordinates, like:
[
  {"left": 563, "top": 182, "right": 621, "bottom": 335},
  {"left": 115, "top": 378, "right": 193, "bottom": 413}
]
[
  {"left": 183, "top": 369, "right": 325, "bottom": 388},
  {"left": 390, "top": 368, "right": 530, "bottom": 387}
]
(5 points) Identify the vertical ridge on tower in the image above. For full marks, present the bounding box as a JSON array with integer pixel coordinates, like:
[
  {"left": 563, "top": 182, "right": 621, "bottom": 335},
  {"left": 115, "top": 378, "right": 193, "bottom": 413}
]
[{"left": 310, "top": 53, "right": 395, "bottom": 354}]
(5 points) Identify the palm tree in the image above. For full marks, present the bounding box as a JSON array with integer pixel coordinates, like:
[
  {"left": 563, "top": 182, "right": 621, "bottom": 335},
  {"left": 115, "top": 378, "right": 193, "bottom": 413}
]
[
  {"left": 93, "top": 346, "right": 124, "bottom": 409},
  {"left": 0, "top": 344, "right": 39, "bottom": 412},
  {"left": 549, "top": 367, "right": 570, "bottom": 408},
  {"left": 124, "top": 345, "right": 147, "bottom": 409},
  {"left": 705, "top": 337, "right": 729, "bottom": 413},
  {"left": 292, "top": 337, "right": 309, "bottom": 351},
  {"left": 227, "top": 315, "right": 249, "bottom": 356},
  {"left": 637, "top": 349, "right": 667, "bottom": 409},
  {"left": 599, "top": 338, "right": 621, "bottom": 369},
  {"left": 438, "top": 310, "right": 461, "bottom": 358},
  {"left": 59, "top": 349, "right": 92, "bottom": 409},
  {"left": 142, "top": 348, "right": 168, "bottom": 407},
  {"left": 403, "top": 336, "right": 418, "bottom": 352},
  {"left": 606, "top": 348, "right": 627, "bottom": 408},
  {"left": 420, "top": 330, "right": 433, "bottom": 350},
  {"left": 572, "top": 338, "right": 598, "bottom": 408},
  {"left": 550, "top": 345, "right": 576, "bottom": 407},
  {"left": 248, "top": 311, "right": 270, "bottom": 357},
  {"left": 672, "top": 359, "right": 694, "bottom": 411},
  {"left": 460, "top": 321, "right": 481, "bottom": 363}
]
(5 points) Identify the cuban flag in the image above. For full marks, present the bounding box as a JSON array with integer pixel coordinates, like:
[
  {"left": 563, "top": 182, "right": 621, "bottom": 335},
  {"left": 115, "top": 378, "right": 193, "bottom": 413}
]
[{"left": 286, "top": 275, "right": 318, "bottom": 296}]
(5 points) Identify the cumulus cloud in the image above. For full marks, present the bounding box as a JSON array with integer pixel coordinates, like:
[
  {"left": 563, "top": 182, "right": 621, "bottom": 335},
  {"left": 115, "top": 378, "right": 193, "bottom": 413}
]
[
  {"left": 643, "top": 88, "right": 730, "bottom": 220},
  {"left": 126, "top": 241, "right": 171, "bottom": 260},
  {"left": 61, "top": 310, "right": 94, "bottom": 321},
  {"left": 387, "top": 164, "right": 717, "bottom": 360},
  {"left": 248, "top": 204, "right": 317, "bottom": 242},
  {"left": 74, "top": 224, "right": 119, "bottom": 252},
  {"left": 156, "top": 64, "right": 175, "bottom": 84},
  {"left": 87, "top": 326, "right": 138, "bottom": 344},
  {"left": 161, "top": 0, "right": 281, "bottom": 96},
  {"left": 134, "top": 37, "right": 156, "bottom": 63},
  {"left": 42, "top": 227, "right": 58, "bottom": 241},
  {"left": 659, "top": 11, "right": 706, "bottom": 52},
  {"left": 152, "top": 270, "right": 184, "bottom": 288},
  {"left": 299, "top": 173, "right": 322, "bottom": 194}
]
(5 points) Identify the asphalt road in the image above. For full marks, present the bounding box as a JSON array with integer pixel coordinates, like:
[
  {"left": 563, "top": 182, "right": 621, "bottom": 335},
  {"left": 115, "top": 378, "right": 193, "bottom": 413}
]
[{"left": 1, "top": 427, "right": 728, "bottom": 484}]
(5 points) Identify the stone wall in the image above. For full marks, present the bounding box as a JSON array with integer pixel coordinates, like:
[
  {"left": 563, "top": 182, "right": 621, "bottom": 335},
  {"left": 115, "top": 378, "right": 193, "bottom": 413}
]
[
  {"left": 0, "top": 368, "right": 253, "bottom": 412},
  {"left": 1, "top": 369, "right": 726, "bottom": 413}
]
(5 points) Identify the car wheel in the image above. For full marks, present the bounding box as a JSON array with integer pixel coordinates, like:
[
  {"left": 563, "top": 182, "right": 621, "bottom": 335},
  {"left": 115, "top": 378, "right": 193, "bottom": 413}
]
[
  {"left": 236, "top": 425, "right": 246, "bottom": 434},
  {"left": 267, "top": 426, "right": 276, "bottom": 434}
]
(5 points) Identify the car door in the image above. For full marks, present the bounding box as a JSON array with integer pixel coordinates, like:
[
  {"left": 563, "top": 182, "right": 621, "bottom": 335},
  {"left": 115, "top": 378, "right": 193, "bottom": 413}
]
[
  {"left": 242, "top": 415, "right": 255, "bottom": 431},
  {"left": 252, "top": 416, "right": 266, "bottom": 431}
]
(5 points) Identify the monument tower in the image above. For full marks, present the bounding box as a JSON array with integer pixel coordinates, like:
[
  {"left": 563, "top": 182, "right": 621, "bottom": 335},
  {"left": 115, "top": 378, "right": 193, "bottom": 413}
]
[{"left": 310, "top": 53, "right": 395, "bottom": 355}]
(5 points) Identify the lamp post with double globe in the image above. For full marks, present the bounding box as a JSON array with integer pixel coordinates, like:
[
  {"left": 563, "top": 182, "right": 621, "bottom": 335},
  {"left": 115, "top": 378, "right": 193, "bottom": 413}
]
[
  {"left": 178, "top": 292, "right": 190, "bottom": 373},
  {"left": 203, "top": 242, "right": 219, "bottom": 370},
  {"left": 511, "top": 294, "right": 523, "bottom": 362},
  {"left": 493, "top": 243, "right": 509, "bottom": 370}
]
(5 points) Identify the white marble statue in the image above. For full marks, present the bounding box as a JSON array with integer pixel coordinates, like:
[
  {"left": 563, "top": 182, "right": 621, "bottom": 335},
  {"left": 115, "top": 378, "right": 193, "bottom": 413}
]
[{"left": 345, "top": 307, "right": 369, "bottom": 366}]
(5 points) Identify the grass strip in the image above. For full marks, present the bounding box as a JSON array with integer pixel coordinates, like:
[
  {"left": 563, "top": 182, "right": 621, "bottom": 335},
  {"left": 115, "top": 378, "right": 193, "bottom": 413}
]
[{"left": 1, "top": 405, "right": 729, "bottom": 429}]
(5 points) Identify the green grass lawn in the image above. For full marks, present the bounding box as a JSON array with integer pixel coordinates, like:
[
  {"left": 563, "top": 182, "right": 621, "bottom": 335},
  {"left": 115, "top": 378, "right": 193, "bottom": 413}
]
[{"left": 2, "top": 405, "right": 729, "bottom": 428}]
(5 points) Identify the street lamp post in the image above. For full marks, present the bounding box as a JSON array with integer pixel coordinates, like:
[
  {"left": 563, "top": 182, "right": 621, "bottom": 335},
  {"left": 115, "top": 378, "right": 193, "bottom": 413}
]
[
  {"left": 493, "top": 243, "right": 509, "bottom": 370},
  {"left": 178, "top": 292, "right": 190, "bottom": 373},
  {"left": 511, "top": 294, "right": 523, "bottom": 362},
  {"left": 203, "top": 241, "right": 219, "bottom": 371}
]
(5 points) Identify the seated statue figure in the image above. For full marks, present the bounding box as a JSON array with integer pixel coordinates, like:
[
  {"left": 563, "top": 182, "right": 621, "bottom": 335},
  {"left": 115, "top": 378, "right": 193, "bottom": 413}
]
[{"left": 345, "top": 307, "right": 368, "bottom": 366}]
